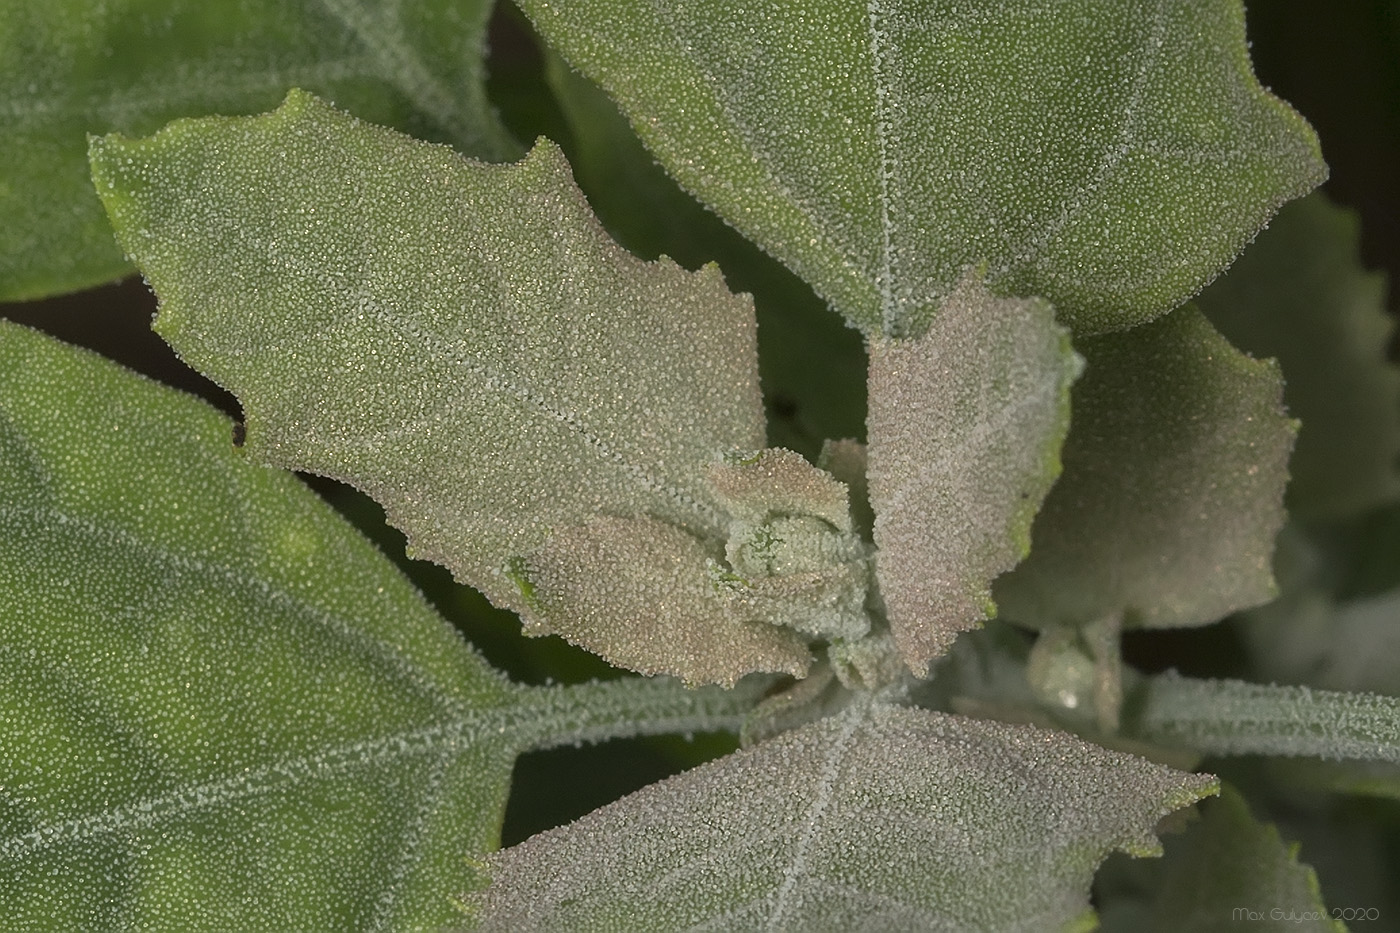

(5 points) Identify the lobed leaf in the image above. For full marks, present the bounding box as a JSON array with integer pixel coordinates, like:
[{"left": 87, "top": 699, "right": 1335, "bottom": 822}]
[
  {"left": 517, "top": 0, "right": 1325, "bottom": 336},
  {"left": 1, "top": 0, "right": 515, "bottom": 301},
  {"left": 88, "top": 90, "right": 793, "bottom": 683},
  {"left": 866, "top": 274, "right": 1081, "bottom": 675},
  {"left": 993, "top": 306, "right": 1295, "bottom": 632},
  {"left": 470, "top": 702, "right": 1215, "bottom": 931},
  {"left": 1197, "top": 192, "right": 1400, "bottom": 521},
  {"left": 540, "top": 48, "right": 869, "bottom": 460}
]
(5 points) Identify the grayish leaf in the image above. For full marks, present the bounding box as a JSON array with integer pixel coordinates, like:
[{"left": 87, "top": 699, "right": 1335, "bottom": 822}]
[
  {"left": 867, "top": 274, "right": 1081, "bottom": 675},
  {"left": 1198, "top": 192, "right": 1400, "bottom": 520},
  {"left": 471, "top": 702, "right": 1215, "bottom": 932},
  {"left": 994, "top": 306, "right": 1295, "bottom": 631},
  {"left": 90, "top": 90, "right": 779, "bottom": 681},
  {"left": 519, "top": 515, "right": 811, "bottom": 687},
  {"left": 706, "top": 448, "right": 871, "bottom": 641},
  {"left": 1127, "top": 673, "right": 1400, "bottom": 762}
]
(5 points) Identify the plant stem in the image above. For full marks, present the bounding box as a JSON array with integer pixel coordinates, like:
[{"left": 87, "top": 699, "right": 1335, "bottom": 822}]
[
  {"left": 1127, "top": 671, "right": 1400, "bottom": 762},
  {"left": 506, "top": 675, "right": 772, "bottom": 753}
]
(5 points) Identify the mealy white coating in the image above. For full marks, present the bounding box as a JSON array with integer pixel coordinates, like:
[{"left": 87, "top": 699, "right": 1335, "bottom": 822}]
[
  {"left": 992, "top": 307, "right": 1294, "bottom": 631},
  {"left": 1196, "top": 192, "right": 1400, "bottom": 521},
  {"left": 90, "top": 90, "right": 773, "bottom": 680},
  {"left": 472, "top": 702, "right": 1215, "bottom": 931},
  {"left": 866, "top": 274, "right": 1081, "bottom": 675}
]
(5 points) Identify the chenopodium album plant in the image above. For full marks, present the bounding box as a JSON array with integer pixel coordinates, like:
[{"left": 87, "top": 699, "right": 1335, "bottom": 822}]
[{"left": 4, "top": 0, "right": 1400, "bottom": 929}]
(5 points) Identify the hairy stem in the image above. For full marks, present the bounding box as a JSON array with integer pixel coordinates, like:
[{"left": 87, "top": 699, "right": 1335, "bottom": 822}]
[
  {"left": 1128, "top": 671, "right": 1400, "bottom": 762},
  {"left": 506, "top": 675, "right": 772, "bottom": 753}
]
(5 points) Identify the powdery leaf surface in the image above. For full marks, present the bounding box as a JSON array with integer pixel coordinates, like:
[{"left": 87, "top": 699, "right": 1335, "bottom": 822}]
[
  {"left": 866, "top": 276, "right": 1081, "bottom": 675},
  {"left": 2, "top": 0, "right": 514, "bottom": 300},
  {"left": 540, "top": 49, "right": 869, "bottom": 461},
  {"left": 993, "top": 307, "right": 1294, "bottom": 631},
  {"left": 1197, "top": 192, "right": 1400, "bottom": 520},
  {"left": 818, "top": 438, "right": 874, "bottom": 540},
  {"left": 89, "top": 90, "right": 788, "bottom": 683},
  {"left": 516, "top": 0, "right": 1324, "bottom": 336},
  {"left": 471, "top": 702, "right": 1216, "bottom": 932},
  {"left": 706, "top": 447, "right": 853, "bottom": 533},
  {"left": 706, "top": 448, "right": 871, "bottom": 642},
  {"left": 0, "top": 322, "right": 522, "bottom": 929},
  {"left": 520, "top": 515, "right": 810, "bottom": 686}
]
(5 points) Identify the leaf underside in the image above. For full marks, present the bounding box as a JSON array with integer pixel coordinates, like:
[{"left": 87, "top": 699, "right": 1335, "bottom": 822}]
[
  {"left": 517, "top": 0, "right": 1325, "bottom": 336},
  {"left": 994, "top": 306, "right": 1295, "bottom": 631},
  {"left": 471, "top": 702, "right": 1215, "bottom": 932},
  {"left": 866, "top": 275, "right": 1080, "bottom": 675},
  {"left": 0, "top": 322, "right": 522, "bottom": 930},
  {"left": 88, "top": 90, "right": 804, "bottom": 683},
  {"left": 1, "top": 0, "right": 514, "bottom": 301}
]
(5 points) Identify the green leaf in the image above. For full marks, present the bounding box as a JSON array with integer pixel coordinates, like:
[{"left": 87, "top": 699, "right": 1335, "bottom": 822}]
[
  {"left": 1097, "top": 785, "right": 1342, "bottom": 933},
  {"left": 993, "top": 306, "right": 1295, "bottom": 632},
  {"left": 470, "top": 702, "right": 1215, "bottom": 931},
  {"left": 0, "top": 322, "right": 482, "bottom": 926},
  {"left": 1, "top": 0, "right": 515, "bottom": 301},
  {"left": 866, "top": 274, "right": 1081, "bottom": 675},
  {"left": 0, "top": 321, "right": 769, "bottom": 926},
  {"left": 515, "top": 0, "right": 1325, "bottom": 336},
  {"left": 88, "top": 89, "right": 808, "bottom": 683},
  {"left": 1197, "top": 192, "right": 1400, "bottom": 521}
]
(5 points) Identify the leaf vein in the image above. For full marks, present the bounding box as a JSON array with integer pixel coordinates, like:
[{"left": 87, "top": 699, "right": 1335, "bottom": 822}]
[
  {"left": 996, "top": 0, "right": 1170, "bottom": 279},
  {"left": 0, "top": 711, "right": 515, "bottom": 861},
  {"left": 765, "top": 703, "right": 869, "bottom": 930},
  {"left": 0, "top": 503, "right": 473, "bottom": 716},
  {"left": 866, "top": 0, "right": 897, "bottom": 336},
  {"left": 642, "top": 0, "right": 872, "bottom": 293},
  {"left": 313, "top": 0, "right": 481, "bottom": 151}
]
